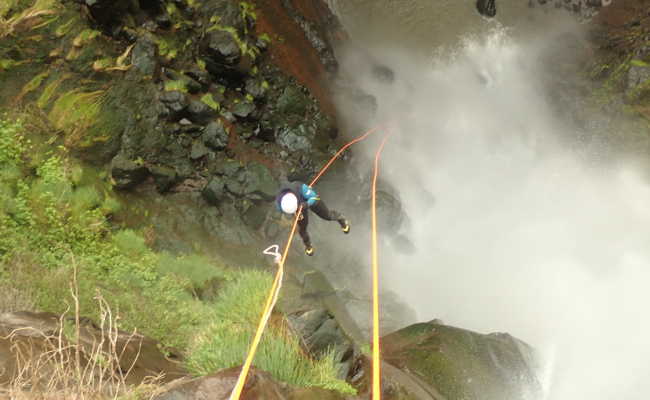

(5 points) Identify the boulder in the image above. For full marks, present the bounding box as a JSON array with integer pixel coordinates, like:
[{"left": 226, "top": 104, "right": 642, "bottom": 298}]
[
  {"left": 164, "top": 69, "right": 203, "bottom": 94},
  {"left": 204, "top": 29, "right": 241, "bottom": 67},
  {"left": 0, "top": 311, "right": 186, "bottom": 387},
  {"left": 225, "top": 162, "right": 277, "bottom": 200},
  {"left": 188, "top": 99, "right": 217, "bottom": 124},
  {"left": 242, "top": 203, "right": 268, "bottom": 230},
  {"left": 202, "top": 176, "right": 226, "bottom": 206},
  {"left": 190, "top": 140, "right": 210, "bottom": 160},
  {"left": 232, "top": 101, "right": 257, "bottom": 119},
  {"left": 245, "top": 78, "right": 267, "bottom": 99},
  {"left": 476, "top": 0, "right": 497, "bottom": 18},
  {"left": 276, "top": 124, "right": 315, "bottom": 153},
  {"left": 150, "top": 164, "right": 180, "bottom": 192},
  {"left": 131, "top": 35, "right": 158, "bottom": 76},
  {"left": 626, "top": 61, "right": 650, "bottom": 101},
  {"left": 203, "top": 120, "right": 230, "bottom": 150},
  {"left": 111, "top": 152, "right": 149, "bottom": 190},
  {"left": 288, "top": 308, "right": 355, "bottom": 380},
  {"left": 160, "top": 90, "right": 189, "bottom": 116},
  {"left": 277, "top": 86, "right": 310, "bottom": 116},
  {"left": 380, "top": 321, "right": 542, "bottom": 400},
  {"left": 153, "top": 366, "right": 349, "bottom": 400}
]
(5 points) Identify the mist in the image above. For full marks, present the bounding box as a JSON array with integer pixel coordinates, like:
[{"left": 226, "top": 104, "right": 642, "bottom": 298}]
[{"left": 335, "top": 27, "right": 650, "bottom": 399}]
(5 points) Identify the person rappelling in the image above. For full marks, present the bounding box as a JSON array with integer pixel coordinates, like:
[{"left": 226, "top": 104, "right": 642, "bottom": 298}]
[{"left": 276, "top": 181, "right": 350, "bottom": 256}]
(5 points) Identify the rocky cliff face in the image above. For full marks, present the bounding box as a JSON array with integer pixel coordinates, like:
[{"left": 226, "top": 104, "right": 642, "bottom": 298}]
[
  {"left": 8, "top": 1, "right": 630, "bottom": 399},
  {"left": 0, "top": 0, "right": 347, "bottom": 256}
]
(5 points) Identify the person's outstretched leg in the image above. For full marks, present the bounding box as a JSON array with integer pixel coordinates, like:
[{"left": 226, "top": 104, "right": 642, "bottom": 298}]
[
  {"left": 297, "top": 210, "right": 314, "bottom": 255},
  {"left": 310, "top": 200, "right": 350, "bottom": 234}
]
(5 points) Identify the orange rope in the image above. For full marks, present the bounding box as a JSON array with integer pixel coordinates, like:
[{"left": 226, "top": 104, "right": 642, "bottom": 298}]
[
  {"left": 309, "top": 126, "right": 380, "bottom": 186},
  {"left": 228, "top": 205, "right": 302, "bottom": 400},
  {"left": 371, "top": 135, "right": 390, "bottom": 400},
  {"left": 228, "top": 126, "right": 379, "bottom": 400}
]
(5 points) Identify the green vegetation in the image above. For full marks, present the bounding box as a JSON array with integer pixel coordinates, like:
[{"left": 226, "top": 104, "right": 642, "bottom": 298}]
[
  {"left": 0, "top": 117, "right": 353, "bottom": 394},
  {"left": 164, "top": 79, "right": 188, "bottom": 92},
  {"left": 201, "top": 93, "right": 220, "bottom": 111},
  {"left": 0, "top": 117, "right": 211, "bottom": 350},
  {"left": 186, "top": 269, "right": 355, "bottom": 394}
]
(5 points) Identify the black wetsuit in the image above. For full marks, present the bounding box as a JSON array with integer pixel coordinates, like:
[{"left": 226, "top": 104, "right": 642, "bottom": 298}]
[{"left": 276, "top": 181, "right": 346, "bottom": 248}]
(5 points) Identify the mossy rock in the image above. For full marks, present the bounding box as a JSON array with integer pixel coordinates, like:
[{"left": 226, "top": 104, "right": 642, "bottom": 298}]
[{"left": 381, "top": 321, "right": 541, "bottom": 400}]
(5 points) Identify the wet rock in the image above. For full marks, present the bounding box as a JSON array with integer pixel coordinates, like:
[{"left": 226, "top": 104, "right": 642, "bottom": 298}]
[
  {"left": 204, "top": 29, "right": 241, "bottom": 67},
  {"left": 626, "top": 62, "right": 650, "bottom": 101},
  {"left": 131, "top": 35, "right": 158, "bottom": 76},
  {"left": 80, "top": 0, "right": 132, "bottom": 34},
  {"left": 276, "top": 124, "right": 315, "bottom": 152},
  {"left": 225, "top": 162, "right": 277, "bottom": 201},
  {"left": 239, "top": 127, "right": 254, "bottom": 140},
  {"left": 111, "top": 152, "right": 149, "bottom": 190},
  {"left": 160, "top": 90, "right": 189, "bottom": 116},
  {"left": 190, "top": 140, "right": 210, "bottom": 160},
  {"left": 288, "top": 308, "right": 355, "bottom": 380},
  {"left": 202, "top": 176, "right": 226, "bottom": 206},
  {"left": 165, "top": 68, "right": 203, "bottom": 94},
  {"left": 203, "top": 120, "right": 229, "bottom": 150},
  {"left": 372, "top": 65, "right": 395, "bottom": 84},
  {"left": 155, "top": 12, "right": 172, "bottom": 29},
  {"left": 0, "top": 311, "right": 186, "bottom": 386},
  {"left": 186, "top": 67, "right": 212, "bottom": 89},
  {"left": 153, "top": 366, "right": 347, "bottom": 400},
  {"left": 164, "top": 69, "right": 203, "bottom": 94},
  {"left": 215, "top": 159, "right": 242, "bottom": 177},
  {"left": 376, "top": 190, "right": 404, "bottom": 232},
  {"left": 245, "top": 78, "right": 267, "bottom": 99},
  {"left": 242, "top": 203, "right": 268, "bottom": 230},
  {"left": 277, "top": 86, "right": 309, "bottom": 116},
  {"left": 381, "top": 321, "right": 542, "bottom": 400},
  {"left": 476, "top": 0, "right": 497, "bottom": 17},
  {"left": 232, "top": 101, "right": 256, "bottom": 119},
  {"left": 187, "top": 99, "right": 216, "bottom": 124},
  {"left": 150, "top": 164, "right": 180, "bottom": 192}
]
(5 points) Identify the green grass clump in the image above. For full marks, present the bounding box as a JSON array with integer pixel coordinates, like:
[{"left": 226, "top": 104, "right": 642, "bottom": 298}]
[
  {"left": 157, "top": 252, "right": 224, "bottom": 293},
  {"left": 48, "top": 89, "right": 103, "bottom": 134},
  {"left": 0, "top": 117, "right": 213, "bottom": 349},
  {"left": 200, "top": 93, "right": 220, "bottom": 111},
  {"left": 186, "top": 269, "right": 355, "bottom": 394},
  {"left": 164, "top": 79, "right": 188, "bottom": 92}
]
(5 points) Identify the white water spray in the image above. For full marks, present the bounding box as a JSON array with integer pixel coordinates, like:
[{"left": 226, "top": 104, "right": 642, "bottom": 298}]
[{"left": 338, "top": 27, "right": 650, "bottom": 400}]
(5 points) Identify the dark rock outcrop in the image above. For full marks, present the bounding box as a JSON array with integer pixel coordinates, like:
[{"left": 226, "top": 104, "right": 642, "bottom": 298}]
[
  {"left": 476, "top": 0, "right": 497, "bottom": 18},
  {"left": 131, "top": 34, "right": 158, "bottom": 76},
  {"left": 224, "top": 162, "right": 278, "bottom": 201},
  {"left": 153, "top": 366, "right": 349, "bottom": 400},
  {"left": 160, "top": 90, "right": 189, "bottom": 118},
  {"left": 203, "top": 120, "right": 230, "bottom": 150},
  {"left": 111, "top": 152, "right": 149, "bottom": 190},
  {"left": 276, "top": 124, "right": 316, "bottom": 152},
  {"left": 202, "top": 176, "right": 226, "bottom": 206},
  {"left": 288, "top": 308, "right": 355, "bottom": 380}
]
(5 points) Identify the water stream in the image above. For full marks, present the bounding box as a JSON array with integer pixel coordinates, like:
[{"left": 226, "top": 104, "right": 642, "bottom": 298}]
[{"left": 325, "top": 1, "right": 650, "bottom": 399}]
